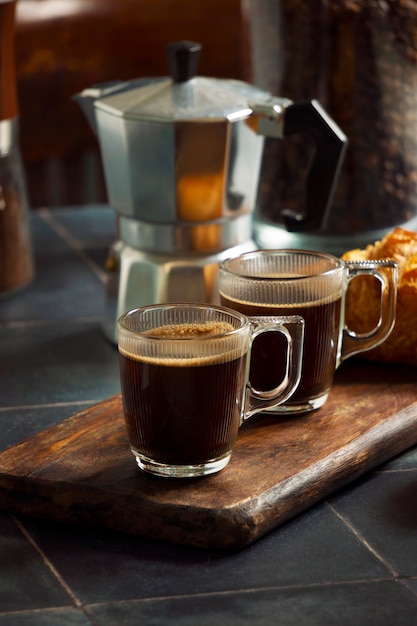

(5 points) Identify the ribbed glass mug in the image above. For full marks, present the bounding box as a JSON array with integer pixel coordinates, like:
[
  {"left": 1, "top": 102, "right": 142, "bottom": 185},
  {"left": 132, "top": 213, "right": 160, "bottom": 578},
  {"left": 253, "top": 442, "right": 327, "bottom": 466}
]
[
  {"left": 117, "top": 303, "right": 304, "bottom": 477},
  {"left": 219, "top": 250, "right": 397, "bottom": 414}
]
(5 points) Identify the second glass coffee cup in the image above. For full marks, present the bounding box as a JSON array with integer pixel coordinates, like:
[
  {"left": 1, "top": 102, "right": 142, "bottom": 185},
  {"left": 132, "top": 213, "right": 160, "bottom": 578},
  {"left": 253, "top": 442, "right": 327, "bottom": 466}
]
[{"left": 219, "top": 250, "right": 398, "bottom": 414}]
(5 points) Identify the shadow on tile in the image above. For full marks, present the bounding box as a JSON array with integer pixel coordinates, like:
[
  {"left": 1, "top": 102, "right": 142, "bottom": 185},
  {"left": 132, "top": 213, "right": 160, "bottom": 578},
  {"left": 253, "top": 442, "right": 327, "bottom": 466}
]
[{"left": 17, "top": 502, "right": 393, "bottom": 605}]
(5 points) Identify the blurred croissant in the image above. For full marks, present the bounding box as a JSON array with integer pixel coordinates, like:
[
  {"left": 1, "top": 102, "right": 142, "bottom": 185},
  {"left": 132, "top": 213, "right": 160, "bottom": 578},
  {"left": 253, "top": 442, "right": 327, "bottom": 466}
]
[{"left": 342, "top": 227, "right": 417, "bottom": 365}]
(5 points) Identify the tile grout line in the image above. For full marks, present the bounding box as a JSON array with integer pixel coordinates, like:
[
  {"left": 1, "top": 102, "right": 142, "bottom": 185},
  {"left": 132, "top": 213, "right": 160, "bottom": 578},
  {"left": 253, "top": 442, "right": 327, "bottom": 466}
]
[
  {"left": 37, "top": 207, "right": 107, "bottom": 283},
  {"left": 326, "top": 501, "right": 400, "bottom": 577},
  {"left": 11, "top": 514, "right": 84, "bottom": 609},
  {"left": 0, "top": 399, "right": 98, "bottom": 413},
  {"left": 0, "top": 316, "right": 103, "bottom": 330},
  {"left": 374, "top": 467, "right": 417, "bottom": 474},
  {"left": 3, "top": 577, "right": 416, "bottom": 621},
  {"left": 83, "top": 576, "right": 415, "bottom": 611}
]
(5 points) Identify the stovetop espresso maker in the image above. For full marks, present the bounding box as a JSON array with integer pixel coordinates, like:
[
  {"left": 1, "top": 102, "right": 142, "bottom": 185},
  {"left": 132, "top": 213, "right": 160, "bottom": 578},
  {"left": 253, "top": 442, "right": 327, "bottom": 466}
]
[{"left": 75, "top": 41, "right": 347, "bottom": 342}]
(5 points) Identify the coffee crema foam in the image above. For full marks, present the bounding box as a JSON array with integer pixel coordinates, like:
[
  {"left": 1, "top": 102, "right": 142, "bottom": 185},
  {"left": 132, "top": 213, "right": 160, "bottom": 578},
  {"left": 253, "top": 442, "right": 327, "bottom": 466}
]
[
  {"left": 119, "top": 321, "right": 246, "bottom": 367},
  {"left": 143, "top": 320, "right": 235, "bottom": 339}
]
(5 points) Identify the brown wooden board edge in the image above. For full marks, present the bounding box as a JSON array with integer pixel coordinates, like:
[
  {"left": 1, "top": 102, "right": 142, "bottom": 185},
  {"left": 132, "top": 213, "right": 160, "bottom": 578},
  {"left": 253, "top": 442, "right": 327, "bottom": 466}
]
[{"left": 0, "top": 402, "right": 417, "bottom": 551}]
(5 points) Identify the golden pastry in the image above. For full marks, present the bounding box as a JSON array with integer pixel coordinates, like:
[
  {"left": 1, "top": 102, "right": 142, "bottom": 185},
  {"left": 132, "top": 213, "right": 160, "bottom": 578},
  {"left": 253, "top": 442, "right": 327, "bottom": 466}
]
[{"left": 342, "top": 227, "right": 417, "bottom": 365}]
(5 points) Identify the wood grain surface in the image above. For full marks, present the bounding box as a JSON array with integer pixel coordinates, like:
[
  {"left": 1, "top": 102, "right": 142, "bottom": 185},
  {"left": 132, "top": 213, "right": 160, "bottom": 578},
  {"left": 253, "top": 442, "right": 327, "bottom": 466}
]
[{"left": 1, "top": 360, "right": 417, "bottom": 551}]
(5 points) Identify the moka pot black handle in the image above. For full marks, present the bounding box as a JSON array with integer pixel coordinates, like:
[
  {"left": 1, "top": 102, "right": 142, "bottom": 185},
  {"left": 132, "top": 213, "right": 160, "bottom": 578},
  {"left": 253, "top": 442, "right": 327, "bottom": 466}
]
[{"left": 281, "top": 99, "right": 347, "bottom": 232}]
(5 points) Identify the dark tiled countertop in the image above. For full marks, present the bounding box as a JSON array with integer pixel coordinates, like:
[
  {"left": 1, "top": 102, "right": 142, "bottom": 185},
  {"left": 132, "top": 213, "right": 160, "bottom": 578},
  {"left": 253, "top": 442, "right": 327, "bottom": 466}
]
[{"left": 1, "top": 206, "right": 417, "bottom": 626}]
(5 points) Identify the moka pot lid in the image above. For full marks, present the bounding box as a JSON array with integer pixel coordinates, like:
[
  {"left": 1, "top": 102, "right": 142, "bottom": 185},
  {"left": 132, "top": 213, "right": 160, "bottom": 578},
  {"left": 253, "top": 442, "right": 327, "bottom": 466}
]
[{"left": 93, "top": 41, "right": 273, "bottom": 123}]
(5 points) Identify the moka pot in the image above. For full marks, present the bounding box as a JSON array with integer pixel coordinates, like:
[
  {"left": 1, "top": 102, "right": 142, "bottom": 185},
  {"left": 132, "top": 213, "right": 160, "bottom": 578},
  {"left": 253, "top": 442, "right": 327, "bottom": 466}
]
[{"left": 75, "top": 41, "right": 347, "bottom": 342}]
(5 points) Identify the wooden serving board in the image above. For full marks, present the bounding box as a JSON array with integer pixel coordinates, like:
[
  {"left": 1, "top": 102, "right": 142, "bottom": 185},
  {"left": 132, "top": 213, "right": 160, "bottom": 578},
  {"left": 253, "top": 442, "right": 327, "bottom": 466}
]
[{"left": 1, "top": 360, "right": 417, "bottom": 551}]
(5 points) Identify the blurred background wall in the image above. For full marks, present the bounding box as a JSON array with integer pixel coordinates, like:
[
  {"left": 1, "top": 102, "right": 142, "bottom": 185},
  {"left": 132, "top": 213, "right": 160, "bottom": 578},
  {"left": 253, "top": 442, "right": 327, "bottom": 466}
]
[{"left": 14, "top": 0, "right": 244, "bottom": 207}]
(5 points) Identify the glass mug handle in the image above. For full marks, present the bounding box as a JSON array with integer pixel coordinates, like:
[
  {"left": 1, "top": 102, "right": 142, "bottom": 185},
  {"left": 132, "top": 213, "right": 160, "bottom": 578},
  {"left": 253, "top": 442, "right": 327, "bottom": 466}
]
[
  {"left": 243, "top": 315, "right": 305, "bottom": 420},
  {"left": 340, "top": 260, "right": 398, "bottom": 364}
]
